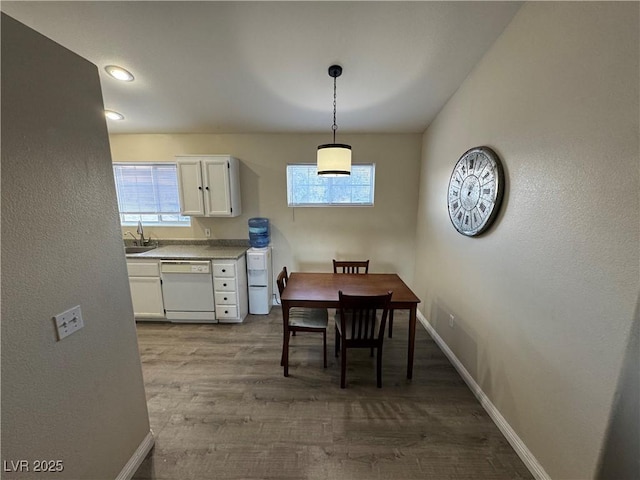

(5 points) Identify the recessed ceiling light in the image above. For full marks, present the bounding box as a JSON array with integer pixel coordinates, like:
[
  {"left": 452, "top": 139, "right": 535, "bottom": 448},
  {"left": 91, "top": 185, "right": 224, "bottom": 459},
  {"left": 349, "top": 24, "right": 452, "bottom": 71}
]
[
  {"left": 105, "top": 110, "right": 124, "bottom": 121},
  {"left": 104, "top": 65, "right": 134, "bottom": 82}
]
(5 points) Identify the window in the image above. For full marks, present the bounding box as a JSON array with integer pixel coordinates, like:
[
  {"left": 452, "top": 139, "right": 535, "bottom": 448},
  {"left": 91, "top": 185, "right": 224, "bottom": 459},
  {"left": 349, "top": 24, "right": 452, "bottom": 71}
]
[
  {"left": 113, "top": 163, "right": 190, "bottom": 226},
  {"left": 286, "top": 164, "right": 375, "bottom": 206}
]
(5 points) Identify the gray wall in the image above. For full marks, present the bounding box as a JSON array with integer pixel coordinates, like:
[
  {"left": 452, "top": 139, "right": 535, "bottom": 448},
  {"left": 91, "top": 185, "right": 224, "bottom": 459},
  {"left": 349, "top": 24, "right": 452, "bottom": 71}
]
[
  {"left": 1, "top": 14, "right": 151, "bottom": 479},
  {"left": 596, "top": 296, "right": 639, "bottom": 480},
  {"left": 413, "top": 2, "right": 639, "bottom": 479}
]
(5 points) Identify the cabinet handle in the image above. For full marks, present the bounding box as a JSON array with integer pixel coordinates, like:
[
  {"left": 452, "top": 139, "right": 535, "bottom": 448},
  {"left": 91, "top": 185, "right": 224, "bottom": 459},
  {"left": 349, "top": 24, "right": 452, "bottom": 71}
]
[
  {"left": 205, "top": 186, "right": 210, "bottom": 190},
  {"left": 198, "top": 186, "right": 202, "bottom": 190},
  {"left": 222, "top": 269, "right": 226, "bottom": 272},
  {"left": 223, "top": 283, "right": 227, "bottom": 287},
  {"left": 224, "top": 297, "right": 228, "bottom": 301},
  {"left": 225, "top": 310, "right": 229, "bottom": 314}
]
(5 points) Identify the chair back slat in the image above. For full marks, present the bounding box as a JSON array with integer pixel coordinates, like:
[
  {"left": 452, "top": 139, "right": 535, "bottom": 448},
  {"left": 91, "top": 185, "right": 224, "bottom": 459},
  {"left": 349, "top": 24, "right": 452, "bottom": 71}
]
[{"left": 333, "top": 260, "right": 370, "bottom": 274}]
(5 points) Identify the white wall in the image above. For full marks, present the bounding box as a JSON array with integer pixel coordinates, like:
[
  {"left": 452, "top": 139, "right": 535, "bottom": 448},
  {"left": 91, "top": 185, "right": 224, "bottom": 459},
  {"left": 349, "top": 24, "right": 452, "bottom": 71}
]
[
  {"left": 413, "top": 2, "right": 639, "bottom": 479},
  {"left": 109, "top": 133, "right": 422, "bottom": 281},
  {"left": 1, "top": 14, "right": 151, "bottom": 478}
]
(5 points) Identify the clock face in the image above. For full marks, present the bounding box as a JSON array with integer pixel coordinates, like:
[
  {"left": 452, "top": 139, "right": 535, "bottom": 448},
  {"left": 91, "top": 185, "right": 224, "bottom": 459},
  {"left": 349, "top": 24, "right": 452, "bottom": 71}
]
[{"left": 447, "top": 146, "right": 504, "bottom": 236}]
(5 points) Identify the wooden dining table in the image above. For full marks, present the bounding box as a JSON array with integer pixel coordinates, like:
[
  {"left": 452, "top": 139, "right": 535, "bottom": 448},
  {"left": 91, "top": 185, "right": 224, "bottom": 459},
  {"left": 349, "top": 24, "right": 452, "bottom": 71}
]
[{"left": 280, "top": 272, "right": 421, "bottom": 379}]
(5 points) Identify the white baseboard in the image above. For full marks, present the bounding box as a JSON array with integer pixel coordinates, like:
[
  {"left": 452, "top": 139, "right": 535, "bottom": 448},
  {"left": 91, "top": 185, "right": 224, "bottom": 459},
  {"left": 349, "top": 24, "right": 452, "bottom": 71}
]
[
  {"left": 417, "top": 312, "right": 550, "bottom": 480},
  {"left": 116, "top": 430, "right": 155, "bottom": 480}
]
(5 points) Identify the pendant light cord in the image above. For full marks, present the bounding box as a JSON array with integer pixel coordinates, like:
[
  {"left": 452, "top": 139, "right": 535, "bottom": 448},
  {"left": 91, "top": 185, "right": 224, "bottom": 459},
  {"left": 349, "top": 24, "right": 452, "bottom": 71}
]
[{"left": 332, "top": 75, "right": 337, "bottom": 144}]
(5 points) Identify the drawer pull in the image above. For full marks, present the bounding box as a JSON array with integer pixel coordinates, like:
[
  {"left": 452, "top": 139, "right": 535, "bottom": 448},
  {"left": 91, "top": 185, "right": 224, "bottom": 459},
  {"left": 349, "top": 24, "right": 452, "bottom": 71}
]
[
  {"left": 224, "top": 297, "right": 228, "bottom": 301},
  {"left": 222, "top": 269, "right": 226, "bottom": 272},
  {"left": 225, "top": 310, "right": 229, "bottom": 314},
  {"left": 223, "top": 283, "right": 227, "bottom": 287}
]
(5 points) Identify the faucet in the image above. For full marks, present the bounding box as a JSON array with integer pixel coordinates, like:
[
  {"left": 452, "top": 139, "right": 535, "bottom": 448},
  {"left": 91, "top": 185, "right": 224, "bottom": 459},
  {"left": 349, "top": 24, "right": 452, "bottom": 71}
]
[
  {"left": 125, "top": 231, "right": 138, "bottom": 246},
  {"left": 136, "top": 221, "right": 145, "bottom": 246}
]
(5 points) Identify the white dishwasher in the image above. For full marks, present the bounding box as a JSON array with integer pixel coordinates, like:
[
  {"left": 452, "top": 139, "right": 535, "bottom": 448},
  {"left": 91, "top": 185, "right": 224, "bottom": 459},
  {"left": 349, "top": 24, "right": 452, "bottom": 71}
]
[{"left": 160, "top": 260, "right": 216, "bottom": 323}]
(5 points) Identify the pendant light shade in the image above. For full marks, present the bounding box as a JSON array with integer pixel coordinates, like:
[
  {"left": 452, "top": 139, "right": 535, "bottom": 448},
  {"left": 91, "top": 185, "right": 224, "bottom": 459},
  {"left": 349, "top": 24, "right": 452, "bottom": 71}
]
[
  {"left": 317, "top": 65, "right": 351, "bottom": 176},
  {"left": 317, "top": 143, "right": 352, "bottom": 176}
]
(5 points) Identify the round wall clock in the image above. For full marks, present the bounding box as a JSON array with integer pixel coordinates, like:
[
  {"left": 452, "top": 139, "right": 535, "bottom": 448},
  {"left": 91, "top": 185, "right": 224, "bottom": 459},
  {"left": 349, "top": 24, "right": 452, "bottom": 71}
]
[{"left": 447, "top": 146, "right": 504, "bottom": 236}]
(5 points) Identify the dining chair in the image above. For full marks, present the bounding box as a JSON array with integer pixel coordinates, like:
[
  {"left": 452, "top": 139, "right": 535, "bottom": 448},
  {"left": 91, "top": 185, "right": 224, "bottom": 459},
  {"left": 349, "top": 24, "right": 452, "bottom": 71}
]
[
  {"left": 277, "top": 267, "right": 329, "bottom": 371},
  {"left": 334, "top": 290, "right": 392, "bottom": 388},
  {"left": 332, "top": 259, "right": 394, "bottom": 338},
  {"left": 333, "top": 259, "right": 369, "bottom": 274}
]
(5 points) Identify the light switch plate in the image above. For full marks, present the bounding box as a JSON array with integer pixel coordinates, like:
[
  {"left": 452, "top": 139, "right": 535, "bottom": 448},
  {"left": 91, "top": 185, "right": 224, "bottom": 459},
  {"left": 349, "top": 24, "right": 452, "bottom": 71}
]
[{"left": 54, "top": 305, "right": 84, "bottom": 340}]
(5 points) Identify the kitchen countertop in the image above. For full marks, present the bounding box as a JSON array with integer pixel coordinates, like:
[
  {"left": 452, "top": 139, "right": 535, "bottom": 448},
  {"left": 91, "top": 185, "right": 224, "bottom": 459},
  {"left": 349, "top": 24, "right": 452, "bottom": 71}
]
[{"left": 126, "top": 244, "right": 249, "bottom": 261}]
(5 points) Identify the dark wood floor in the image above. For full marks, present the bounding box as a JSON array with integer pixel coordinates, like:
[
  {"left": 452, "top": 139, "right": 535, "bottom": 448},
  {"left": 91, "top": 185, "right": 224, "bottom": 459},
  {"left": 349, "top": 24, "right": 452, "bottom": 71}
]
[{"left": 133, "top": 308, "right": 532, "bottom": 480}]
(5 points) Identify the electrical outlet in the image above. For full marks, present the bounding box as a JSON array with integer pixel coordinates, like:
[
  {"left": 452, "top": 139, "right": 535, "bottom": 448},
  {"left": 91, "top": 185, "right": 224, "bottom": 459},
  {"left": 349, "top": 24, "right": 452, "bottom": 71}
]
[
  {"left": 449, "top": 314, "right": 455, "bottom": 328},
  {"left": 204, "top": 228, "right": 211, "bottom": 238},
  {"left": 54, "top": 305, "right": 84, "bottom": 340}
]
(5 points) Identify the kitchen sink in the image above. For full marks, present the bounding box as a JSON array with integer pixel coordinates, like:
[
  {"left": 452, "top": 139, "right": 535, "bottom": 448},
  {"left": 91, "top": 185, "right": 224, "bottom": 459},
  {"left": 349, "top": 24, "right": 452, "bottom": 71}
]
[{"left": 125, "top": 245, "right": 157, "bottom": 254}]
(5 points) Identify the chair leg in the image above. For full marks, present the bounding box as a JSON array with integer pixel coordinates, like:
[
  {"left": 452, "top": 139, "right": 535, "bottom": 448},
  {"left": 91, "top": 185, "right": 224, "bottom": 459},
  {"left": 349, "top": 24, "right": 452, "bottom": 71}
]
[
  {"left": 376, "top": 346, "right": 383, "bottom": 388},
  {"left": 323, "top": 329, "right": 327, "bottom": 368},
  {"left": 340, "top": 344, "right": 347, "bottom": 389},
  {"left": 335, "top": 326, "right": 340, "bottom": 357},
  {"left": 388, "top": 310, "right": 394, "bottom": 338}
]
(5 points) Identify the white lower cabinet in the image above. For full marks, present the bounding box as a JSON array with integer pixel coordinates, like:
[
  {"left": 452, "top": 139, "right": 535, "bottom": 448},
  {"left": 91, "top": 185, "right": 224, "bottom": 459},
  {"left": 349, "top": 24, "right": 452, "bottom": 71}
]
[
  {"left": 126, "top": 254, "right": 248, "bottom": 323},
  {"left": 126, "top": 260, "right": 165, "bottom": 320},
  {"left": 213, "top": 256, "right": 248, "bottom": 323}
]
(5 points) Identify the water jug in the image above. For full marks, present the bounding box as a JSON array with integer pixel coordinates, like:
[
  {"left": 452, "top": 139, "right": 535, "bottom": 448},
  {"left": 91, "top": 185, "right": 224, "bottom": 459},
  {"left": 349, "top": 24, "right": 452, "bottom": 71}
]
[{"left": 248, "top": 217, "right": 270, "bottom": 248}]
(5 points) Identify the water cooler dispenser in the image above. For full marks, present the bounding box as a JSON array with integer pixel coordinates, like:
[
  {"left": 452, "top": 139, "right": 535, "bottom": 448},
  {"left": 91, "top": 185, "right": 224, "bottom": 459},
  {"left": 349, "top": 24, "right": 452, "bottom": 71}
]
[
  {"left": 247, "top": 247, "right": 272, "bottom": 314},
  {"left": 247, "top": 218, "right": 272, "bottom": 314}
]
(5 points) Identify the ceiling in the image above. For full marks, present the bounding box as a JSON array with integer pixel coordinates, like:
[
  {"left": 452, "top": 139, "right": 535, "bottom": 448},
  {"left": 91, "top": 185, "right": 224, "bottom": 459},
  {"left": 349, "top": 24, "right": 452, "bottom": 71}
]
[{"left": 2, "top": 1, "right": 522, "bottom": 135}]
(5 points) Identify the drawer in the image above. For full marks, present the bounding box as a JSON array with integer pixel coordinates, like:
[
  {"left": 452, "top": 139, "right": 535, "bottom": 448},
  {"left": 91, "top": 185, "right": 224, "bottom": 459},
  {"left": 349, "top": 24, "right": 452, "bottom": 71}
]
[
  {"left": 216, "top": 305, "right": 238, "bottom": 319},
  {"left": 127, "top": 261, "right": 160, "bottom": 277},
  {"left": 213, "top": 263, "right": 235, "bottom": 277},
  {"left": 214, "top": 278, "right": 235, "bottom": 291},
  {"left": 215, "top": 292, "right": 237, "bottom": 305}
]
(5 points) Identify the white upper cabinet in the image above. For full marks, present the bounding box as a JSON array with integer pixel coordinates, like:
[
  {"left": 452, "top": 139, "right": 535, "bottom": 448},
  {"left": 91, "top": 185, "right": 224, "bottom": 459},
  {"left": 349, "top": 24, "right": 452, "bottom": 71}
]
[
  {"left": 176, "top": 155, "right": 242, "bottom": 217},
  {"left": 176, "top": 158, "right": 205, "bottom": 215}
]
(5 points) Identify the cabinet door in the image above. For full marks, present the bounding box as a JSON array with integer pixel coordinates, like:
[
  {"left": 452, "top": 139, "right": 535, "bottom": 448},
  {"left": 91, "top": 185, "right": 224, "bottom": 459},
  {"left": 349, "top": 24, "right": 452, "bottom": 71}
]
[
  {"left": 202, "top": 158, "right": 232, "bottom": 216},
  {"left": 129, "top": 277, "right": 165, "bottom": 318},
  {"left": 177, "top": 159, "right": 205, "bottom": 216}
]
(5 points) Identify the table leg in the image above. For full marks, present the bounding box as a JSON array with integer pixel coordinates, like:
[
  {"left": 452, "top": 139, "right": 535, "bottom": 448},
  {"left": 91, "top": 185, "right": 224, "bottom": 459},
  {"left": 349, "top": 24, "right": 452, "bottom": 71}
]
[
  {"left": 282, "top": 301, "right": 290, "bottom": 377},
  {"left": 407, "top": 306, "right": 417, "bottom": 379}
]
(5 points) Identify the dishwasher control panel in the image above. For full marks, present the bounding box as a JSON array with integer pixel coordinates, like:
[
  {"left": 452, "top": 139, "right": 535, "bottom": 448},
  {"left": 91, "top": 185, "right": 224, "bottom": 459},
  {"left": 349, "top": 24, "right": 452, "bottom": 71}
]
[{"left": 160, "top": 261, "right": 211, "bottom": 274}]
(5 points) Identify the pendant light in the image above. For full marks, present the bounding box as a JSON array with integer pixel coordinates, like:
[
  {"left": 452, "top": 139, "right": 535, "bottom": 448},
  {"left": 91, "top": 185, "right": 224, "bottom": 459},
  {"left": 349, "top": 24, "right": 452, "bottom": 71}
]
[{"left": 317, "top": 65, "right": 351, "bottom": 176}]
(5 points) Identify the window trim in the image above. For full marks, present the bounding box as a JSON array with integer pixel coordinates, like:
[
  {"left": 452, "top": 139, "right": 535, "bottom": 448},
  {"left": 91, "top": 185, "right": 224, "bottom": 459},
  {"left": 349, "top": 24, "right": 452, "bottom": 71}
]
[
  {"left": 113, "top": 162, "right": 191, "bottom": 227},
  {"left": 286, "top": 163, "right": 376, "bottom": 207}
]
